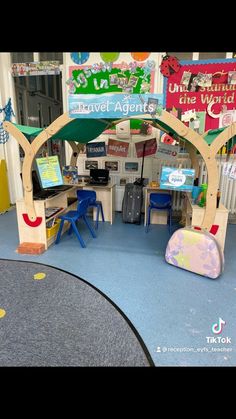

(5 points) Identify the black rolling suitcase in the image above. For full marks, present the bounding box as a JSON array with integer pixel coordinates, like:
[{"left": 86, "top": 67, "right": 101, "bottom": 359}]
[{"left": 122, "top": 183, "right": 143, "bottom": 224}]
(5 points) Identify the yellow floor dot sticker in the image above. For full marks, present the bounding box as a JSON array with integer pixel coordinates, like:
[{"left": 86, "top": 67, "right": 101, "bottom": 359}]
[
  {"left": 0, "top": 308, "right": 6, "bottom": 318},
  {"left": 33, "top": 272, "right": 46, "bottom": 280}
]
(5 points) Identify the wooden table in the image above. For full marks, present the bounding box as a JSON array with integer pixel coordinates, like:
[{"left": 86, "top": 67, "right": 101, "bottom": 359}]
[{"left": 185, "top": 193, "right": 229, "bottom": 251}]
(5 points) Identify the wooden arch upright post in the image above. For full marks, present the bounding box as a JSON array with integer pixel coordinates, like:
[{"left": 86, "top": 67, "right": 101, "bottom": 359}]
[{"left": 4, "top": 113, "right": 72, "bottom": 222}]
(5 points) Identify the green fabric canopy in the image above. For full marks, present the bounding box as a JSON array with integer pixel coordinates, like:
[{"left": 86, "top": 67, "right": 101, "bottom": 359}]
[
  {"left": 14, "top": 119, "right": 114, "bottom": 143},
  {"left": 203, "top": 127, "right": 226, "bottom": 145},
  {"left": 13, "top": 119, "right": 232, "bottom": 146}
]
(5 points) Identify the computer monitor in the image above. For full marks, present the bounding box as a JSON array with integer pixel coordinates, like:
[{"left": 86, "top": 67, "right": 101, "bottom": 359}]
[
  {"left": 90, "top": 169, "right": 109, "bottom": 183},
  {"left": 36, "top": 155, "right": 63, "bottom": 189}
]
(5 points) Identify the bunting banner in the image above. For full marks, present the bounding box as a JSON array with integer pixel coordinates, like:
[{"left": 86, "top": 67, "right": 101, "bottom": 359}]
[
  {"left": 86, "top": 142, "right": 106, "bottom": 157},
  {"left": 107, "top": 139, "right": 129, "bottom": 157},
  {"left": 135, "top": 138, "right": 157, "bottom": 158}
]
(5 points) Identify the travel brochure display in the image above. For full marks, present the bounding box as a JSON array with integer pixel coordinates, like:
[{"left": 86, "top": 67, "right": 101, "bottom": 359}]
[
  {"left": 36, "top": 155, "right": 63, "bottom": 188},
  {"left": 62, "top": 165, "right": 78, "bottom": 184},
  {"left": 160, "top": 167, "right": 195, "bottom": 191}
]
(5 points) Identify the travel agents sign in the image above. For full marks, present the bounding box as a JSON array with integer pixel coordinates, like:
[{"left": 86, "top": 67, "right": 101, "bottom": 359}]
[{"left": 68, "top": 93, "right": 163, "bottom": 118}]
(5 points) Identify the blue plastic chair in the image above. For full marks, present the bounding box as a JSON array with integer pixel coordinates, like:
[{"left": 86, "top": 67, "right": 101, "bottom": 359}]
[
  {"left": 77, "top": 189, "right": 105, "bottom": 230},
  {"left": 55, "top": 197, "right": 96, "bottom": 248},
  {"left": 146, "top": 193, "right": 172, "bottom": 234}
]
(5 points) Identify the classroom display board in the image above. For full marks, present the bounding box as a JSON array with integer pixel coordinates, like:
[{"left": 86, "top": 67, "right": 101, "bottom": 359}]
[
  {"left": 68, "top": 62, "right": 155, "bottom": 95},
  {"left": 164, "top": 59, "right": 236, "bottom": 132},
  {"left": 36, "top": 156, "right": 63, "bottom": 188}
]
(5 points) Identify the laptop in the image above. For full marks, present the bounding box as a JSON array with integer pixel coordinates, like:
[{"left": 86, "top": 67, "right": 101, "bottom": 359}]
[
  {"left": 20, "top": 171, "right": 68, "bottom": 200},
  {"left": 88, "top": 169, "right": 109, "bottom": 186},
  {"left": 31, "top": 171, "right": 59, "bottom": 199}
]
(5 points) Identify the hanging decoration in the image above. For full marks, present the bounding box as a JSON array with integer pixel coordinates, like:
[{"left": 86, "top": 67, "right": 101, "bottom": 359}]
[
  {"left": 70, "top": 53, "right": 90, "bottom": 65},
  {"left": 131, "top": 52, "right": 150, "bottom": 61},
  {"left": 0, "top": 98, "right": 15, "bottom": 144},
  {"left": 100, "top": 52, "right": 120, "bottom": 63},
  {"left": 160, "top": 54, "right": 181, "bottom": 77}
]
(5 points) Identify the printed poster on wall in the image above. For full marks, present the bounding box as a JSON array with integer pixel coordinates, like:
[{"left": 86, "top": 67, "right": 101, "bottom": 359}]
[
  {"left": 156, "top": 143, "right": 179, "bottom": 160},
  {"left": 135, "top": 138, "right": 157, "bottom": 158},
  {"left": 86, "top": 142, "right": 106, "bottom": 157},
  {"left": 68, "top": 62, "right": 155, "bottom": 95},
  {"left": 107, "top": 139, "right": 129, "bottom": 157},
  {"left": 163, "top": 59, "right": 236, "bottom": 131},
  {"left": 160, "top": 167, "right": 195, "bottom": 192}
]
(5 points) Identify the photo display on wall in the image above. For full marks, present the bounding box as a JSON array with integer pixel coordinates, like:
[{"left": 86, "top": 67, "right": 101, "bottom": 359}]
[
  {"left": 68, "top": 62, "right": 155, "bottom": 95},
  {"left": 164, "top": 59, "right": 236, "bottom": 131}
]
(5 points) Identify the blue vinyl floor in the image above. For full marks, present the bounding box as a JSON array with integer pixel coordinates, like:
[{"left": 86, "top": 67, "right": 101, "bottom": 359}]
[{"left": 0, "top": 208, "right": 236, "bottom": 366}]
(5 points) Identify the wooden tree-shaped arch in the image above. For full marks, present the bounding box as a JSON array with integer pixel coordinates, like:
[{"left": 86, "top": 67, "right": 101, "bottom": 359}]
[{"left": 4, "top": 111, "right": 236, "bottom": 231}]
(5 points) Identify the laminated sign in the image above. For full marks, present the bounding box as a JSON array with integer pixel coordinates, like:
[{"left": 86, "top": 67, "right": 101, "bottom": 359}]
[
  {"left": 156, "top": 143, "right": 179, "bottom": 160},
  {"left": 107, "top": 139, "right": 129, "bottom": 157},
  {"left": 160, "top": 167, "right": 195, "bottom": 191},
  {"left": 86, "top": 142, "right": 106, "bottom": 157},
  {"left": 135, "top": 138, "right": 157, "bottom": 158}
]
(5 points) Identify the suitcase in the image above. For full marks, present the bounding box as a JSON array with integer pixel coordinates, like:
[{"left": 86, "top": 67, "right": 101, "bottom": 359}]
[
  {"left": 122, "top": 183, "right": 143, "bottom": 224},
  {"left": 165, "top": 227, "right": 224, "bottom": 279}
]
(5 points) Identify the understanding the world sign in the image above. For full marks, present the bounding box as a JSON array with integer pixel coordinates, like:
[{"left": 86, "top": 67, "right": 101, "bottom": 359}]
[{"left": 68, "top": 93, "right": 163, "bottom": 118}]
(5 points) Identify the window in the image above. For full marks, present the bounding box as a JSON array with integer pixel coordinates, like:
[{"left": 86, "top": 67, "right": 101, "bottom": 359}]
[
  {"left": 11, "top": 52, "right": 34, "bottom": 63},
  {"left": 39, "top": 52, "right": 63, "bottom": 64},
  {"left": 28, "top": 76, "right": 37, "bottom": 92},
  {"left": 56, "top": 75, "right": 61, "bottom": 100},
  {"left": 168, "top": 52, "right": 193, "bottom": 61},
  {"left": 198, "top": 52, "right": 227, "bottom": 60},
  {"left": 47, "top": 75, "right": 55, "bottom": 98},
  {"left": 37, "top": 76, "right": 46, "bottom": 95}
]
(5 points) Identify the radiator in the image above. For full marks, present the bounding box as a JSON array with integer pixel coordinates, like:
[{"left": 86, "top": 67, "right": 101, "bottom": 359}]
[{"left": 198, "top": 156, "right": 236, "bottom": 215}]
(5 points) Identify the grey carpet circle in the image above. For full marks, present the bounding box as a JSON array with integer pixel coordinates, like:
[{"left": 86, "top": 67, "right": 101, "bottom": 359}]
[{"left": 0, "top": 259, "right": 153, "bottom": 366}]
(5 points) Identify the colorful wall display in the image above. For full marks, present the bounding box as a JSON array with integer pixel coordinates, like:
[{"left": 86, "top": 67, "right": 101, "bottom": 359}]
[
  {"left": 160, "top": 167, "right": 195, "bottom": 192},
  {"left": 11, "top": 61, "right": 60, "bottom": 76},
  {"left": 163, "top": 59, "right": 236, "bottom": 131},
  {"left": 68, "top": 61, "right": 155, "bottom": 95},
  {"left": 68, "top": 93, "right": 163, "bottom": 119}
]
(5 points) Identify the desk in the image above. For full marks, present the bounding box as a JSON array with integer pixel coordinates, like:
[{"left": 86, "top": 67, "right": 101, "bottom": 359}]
[
  {"left": 143, "top": 186, "right": 171, "bottom": 226},
  {"left": 185, "top": 193, "right": 229, "bottom": 251},
  {"left": 77, "top": 182, "right": 116, "bottom": 224},
  {"left": 16, "top": 186, "right": 78, "bottom": 250},
  {"left": 16, "top": 183, "right": 116, "bottom": 250}
]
